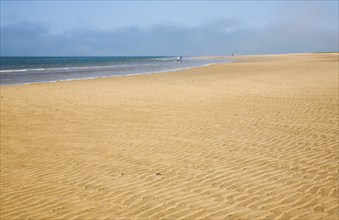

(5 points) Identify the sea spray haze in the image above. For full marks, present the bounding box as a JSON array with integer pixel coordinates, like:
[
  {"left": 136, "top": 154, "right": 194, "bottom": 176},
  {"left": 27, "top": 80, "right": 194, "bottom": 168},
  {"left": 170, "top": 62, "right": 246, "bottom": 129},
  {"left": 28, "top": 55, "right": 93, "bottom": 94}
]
[{"left": 1, "top": 1, "right": 337, "bottom": 56}]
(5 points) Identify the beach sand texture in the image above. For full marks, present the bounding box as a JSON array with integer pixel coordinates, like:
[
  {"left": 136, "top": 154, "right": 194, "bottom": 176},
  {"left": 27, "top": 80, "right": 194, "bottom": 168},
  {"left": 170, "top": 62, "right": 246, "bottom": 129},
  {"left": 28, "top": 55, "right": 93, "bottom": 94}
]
[{"left": 1, "top": 53, "right": 338, "bottom": 219}]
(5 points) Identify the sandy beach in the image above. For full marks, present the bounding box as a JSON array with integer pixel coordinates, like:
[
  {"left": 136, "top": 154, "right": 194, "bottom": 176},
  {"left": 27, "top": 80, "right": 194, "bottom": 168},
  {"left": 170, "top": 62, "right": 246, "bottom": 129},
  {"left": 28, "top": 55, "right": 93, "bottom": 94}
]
[{"left": 1, "top": 53, "right": 338, "bottom": 219}]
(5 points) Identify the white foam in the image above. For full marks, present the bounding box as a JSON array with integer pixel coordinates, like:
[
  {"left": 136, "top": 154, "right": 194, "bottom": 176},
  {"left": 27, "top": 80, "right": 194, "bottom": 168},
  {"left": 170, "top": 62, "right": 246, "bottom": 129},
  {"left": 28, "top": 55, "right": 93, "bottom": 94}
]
[
  {"left": 152, "top": 58, "right": 175, "bottom": 61},
  {"left": 0, "top": 69, "right": 27, "bottom": 73},
  {"left": 49, "top": 67, "right": 70, "bottom": 71}
]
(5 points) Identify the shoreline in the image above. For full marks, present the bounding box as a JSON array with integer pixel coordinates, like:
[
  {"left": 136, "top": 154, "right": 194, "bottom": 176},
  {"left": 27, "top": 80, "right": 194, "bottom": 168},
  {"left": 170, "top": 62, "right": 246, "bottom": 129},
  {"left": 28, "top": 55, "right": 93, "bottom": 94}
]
[
  {"left": 1, "top": 53, "right": 338, "bottom": 219},
  {"left": 0, "top": 60, "right": 231, "bottom": 87},
  {"left": 0, "top": 56, "right": 232, "bottom": 86}
]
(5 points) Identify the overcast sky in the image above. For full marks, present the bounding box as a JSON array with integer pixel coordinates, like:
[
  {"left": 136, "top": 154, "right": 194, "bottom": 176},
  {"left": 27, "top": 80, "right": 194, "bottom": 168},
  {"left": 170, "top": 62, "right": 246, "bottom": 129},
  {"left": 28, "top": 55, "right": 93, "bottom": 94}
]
[{"left": 1, "top": 1, "right": 338, "bottom": 56}]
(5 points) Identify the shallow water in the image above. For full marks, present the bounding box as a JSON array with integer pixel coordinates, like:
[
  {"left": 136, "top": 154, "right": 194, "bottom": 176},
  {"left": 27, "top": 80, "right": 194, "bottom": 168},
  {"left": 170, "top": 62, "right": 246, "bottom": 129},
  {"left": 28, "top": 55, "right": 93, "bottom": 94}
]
[{"left": 0, "top": 56, "right": 230, "bottom": 85}]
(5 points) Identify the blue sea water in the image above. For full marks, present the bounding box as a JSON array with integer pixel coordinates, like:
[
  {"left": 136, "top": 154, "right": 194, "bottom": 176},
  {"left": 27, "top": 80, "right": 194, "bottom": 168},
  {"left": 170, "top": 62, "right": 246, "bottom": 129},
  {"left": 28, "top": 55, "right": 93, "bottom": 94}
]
[{"left": 0, "top": 56, "right": 229, "bottom": 85}]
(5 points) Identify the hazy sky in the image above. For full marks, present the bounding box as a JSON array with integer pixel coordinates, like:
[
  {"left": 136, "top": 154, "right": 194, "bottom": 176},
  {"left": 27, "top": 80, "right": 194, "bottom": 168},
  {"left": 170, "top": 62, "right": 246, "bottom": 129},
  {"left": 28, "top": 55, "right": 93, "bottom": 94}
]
[{"left": 1, "top": 1, "right": 338, "bottom": 56}]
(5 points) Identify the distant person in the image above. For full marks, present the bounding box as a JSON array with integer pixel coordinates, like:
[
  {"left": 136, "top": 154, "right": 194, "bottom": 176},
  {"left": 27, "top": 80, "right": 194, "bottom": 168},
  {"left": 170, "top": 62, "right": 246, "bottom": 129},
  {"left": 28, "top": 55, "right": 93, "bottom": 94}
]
[{"left": 177, "top": 56, "right": 182, "bottom": 63}]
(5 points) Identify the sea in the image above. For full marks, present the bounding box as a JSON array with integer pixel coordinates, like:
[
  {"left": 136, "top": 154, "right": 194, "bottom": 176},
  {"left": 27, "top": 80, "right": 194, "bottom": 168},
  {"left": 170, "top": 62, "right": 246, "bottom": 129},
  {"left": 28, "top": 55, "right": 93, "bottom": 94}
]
[{"left": 0, "top": 56, "right": 230, "bottom": 85}]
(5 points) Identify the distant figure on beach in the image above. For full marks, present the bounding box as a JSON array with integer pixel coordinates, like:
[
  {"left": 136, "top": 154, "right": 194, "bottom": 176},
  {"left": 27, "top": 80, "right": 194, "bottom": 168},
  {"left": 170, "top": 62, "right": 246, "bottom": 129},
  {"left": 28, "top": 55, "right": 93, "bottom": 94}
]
[{"left": 177, "top": 56, "right": 182, "bottom": 63}]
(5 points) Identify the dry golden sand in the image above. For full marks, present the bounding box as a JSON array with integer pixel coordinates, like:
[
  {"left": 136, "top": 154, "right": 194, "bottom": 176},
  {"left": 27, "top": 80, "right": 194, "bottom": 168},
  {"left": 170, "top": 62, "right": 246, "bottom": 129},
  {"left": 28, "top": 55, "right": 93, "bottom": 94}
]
[{"left": 1, "top": 53, "right": 338, "bottom": 219}]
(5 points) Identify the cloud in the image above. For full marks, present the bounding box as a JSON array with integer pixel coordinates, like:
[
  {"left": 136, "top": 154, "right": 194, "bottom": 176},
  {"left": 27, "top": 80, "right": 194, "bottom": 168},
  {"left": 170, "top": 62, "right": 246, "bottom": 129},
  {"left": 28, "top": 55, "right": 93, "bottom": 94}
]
[{"left": 1, "top": 15, "right": 338, "bottom": 56}]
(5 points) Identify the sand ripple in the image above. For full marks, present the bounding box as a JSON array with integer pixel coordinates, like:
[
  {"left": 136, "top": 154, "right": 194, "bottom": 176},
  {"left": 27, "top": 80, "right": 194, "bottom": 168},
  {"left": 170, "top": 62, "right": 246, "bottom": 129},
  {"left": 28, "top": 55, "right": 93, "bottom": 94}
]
[{"left": 1, "top": 53, "right": 338, "bottom": 219}]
